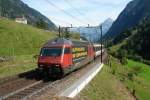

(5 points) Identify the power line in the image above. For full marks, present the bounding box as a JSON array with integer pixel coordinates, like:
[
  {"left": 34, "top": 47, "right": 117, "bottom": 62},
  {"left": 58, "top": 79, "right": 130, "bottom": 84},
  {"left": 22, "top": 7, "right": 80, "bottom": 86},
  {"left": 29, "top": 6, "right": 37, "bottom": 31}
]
[
  {"left": 45, "top": 0, "right": 87, "bottom": 25},
  {"left": 64, "top": 0, "right": 94, "bottom": 24},
  {"left": 49, "top": 17, "right": 72, "bottom": 26},
  {"left": 65, "top": 0, "right": 83, "bottom": 16},
  {"left": 0, "top": 0, "right": 2, "bottom": 17}
]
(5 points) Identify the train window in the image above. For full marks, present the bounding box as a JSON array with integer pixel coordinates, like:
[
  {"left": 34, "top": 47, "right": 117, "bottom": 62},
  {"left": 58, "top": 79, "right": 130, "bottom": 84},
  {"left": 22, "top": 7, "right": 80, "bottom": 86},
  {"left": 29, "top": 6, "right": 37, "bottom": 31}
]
[
  {"left": 95, "top": 46, "right": 101, "bottom": 51},
  {"left": 64, "top": 48, "right": 70, "bottom": 54},
  {"left": 41, "top": 48, "right": 62, "bottom": 57},
  {"left": 95, "top": 47, "right": 99, "bottom": 51}
]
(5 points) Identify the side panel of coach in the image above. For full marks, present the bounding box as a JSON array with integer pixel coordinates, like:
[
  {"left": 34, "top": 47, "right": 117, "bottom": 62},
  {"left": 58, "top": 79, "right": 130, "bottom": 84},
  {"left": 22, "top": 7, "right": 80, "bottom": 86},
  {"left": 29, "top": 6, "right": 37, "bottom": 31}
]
[{"left": 72, "top": 46, "right": 88, "bottom": 64}]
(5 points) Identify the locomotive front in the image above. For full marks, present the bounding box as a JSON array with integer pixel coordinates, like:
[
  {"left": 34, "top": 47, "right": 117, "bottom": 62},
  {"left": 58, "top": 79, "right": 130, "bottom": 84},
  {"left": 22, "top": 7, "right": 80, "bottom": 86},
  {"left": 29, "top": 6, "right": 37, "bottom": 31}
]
[{"left": 38, "top": 38, "right": 72, "bottom": 77}]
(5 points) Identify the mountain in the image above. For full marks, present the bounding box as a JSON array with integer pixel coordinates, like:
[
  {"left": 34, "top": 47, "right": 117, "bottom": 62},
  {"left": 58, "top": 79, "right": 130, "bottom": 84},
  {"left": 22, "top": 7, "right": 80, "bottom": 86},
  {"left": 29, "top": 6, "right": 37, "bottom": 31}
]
[
  {"left": 109, "top": 22, "right": 150, "bottom": 65},
  {"left": 105, "top": 0, "right": 150, "bottom": 39},
  {"left": 70, "top": 18, "right": 113, "bottom": 42},
  {"left": 100, "top": 18, "right": 113, "bottom": 35},
  {"left": 0, "top": 0, "right": 56, "bottom": 29}
]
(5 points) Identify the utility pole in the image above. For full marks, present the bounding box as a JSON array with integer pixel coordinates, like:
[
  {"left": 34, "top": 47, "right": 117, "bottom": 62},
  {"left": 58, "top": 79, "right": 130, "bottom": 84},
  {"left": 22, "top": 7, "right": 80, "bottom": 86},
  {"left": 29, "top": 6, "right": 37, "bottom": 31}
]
[
  {"left": 0, "top": 0, "right": 2, "bottom": 17},
  {"left": 65, "top": 27, "right": 68, "bottom": 38},
  {"left": 100, "top": 25, "right": 103, "bottom": 63},
  {"left": 88, "top": 24, "right": 90, "bottom": 28},
  {"left": 58, "top": 25, "right": 61, "bottom": 37},
  {"left": 71, "top": 24, "right": 72, "bottom": 28}
]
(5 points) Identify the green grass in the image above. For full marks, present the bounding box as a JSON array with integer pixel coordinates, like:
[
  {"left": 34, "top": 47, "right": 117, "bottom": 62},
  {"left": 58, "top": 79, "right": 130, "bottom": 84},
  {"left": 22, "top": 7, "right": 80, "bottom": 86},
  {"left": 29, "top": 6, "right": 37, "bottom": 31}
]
[
  {"left": 0, "top": 18, "right": 57, "bottom": 56},
  {"left": 0, "top": 18, "right": 57, "bottom": 78},
  {"left": 0, "top": 55, "right": 36, "bottom": 78},
  {"left": 127, "top": 60, "right": 150, "bottom": 81},
  {"left": 79, "top": 65, "right": 134, "bottom": 100},
  {"left": 125, "top": 60, "right": 150, "bottom": 100},
  {"left": 108, "top": 57, "right": 150, "bottom": 100},
  {"left": 80, "top": 56, "right": 150, "bottom": 100}
]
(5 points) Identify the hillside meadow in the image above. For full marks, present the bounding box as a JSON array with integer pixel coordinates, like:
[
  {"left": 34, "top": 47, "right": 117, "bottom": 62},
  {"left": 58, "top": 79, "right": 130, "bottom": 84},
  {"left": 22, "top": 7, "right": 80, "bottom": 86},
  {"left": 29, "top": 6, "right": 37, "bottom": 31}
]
[{"left": 0, "top": 18, "right": 58, "bottom": 78}]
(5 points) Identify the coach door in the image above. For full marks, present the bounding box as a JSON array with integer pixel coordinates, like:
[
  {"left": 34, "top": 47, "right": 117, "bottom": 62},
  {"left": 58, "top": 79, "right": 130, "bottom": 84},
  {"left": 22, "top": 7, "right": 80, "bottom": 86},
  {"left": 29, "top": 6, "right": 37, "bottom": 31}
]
[{"left": 64, "top": 47, "right": 72, "bottom": 67}]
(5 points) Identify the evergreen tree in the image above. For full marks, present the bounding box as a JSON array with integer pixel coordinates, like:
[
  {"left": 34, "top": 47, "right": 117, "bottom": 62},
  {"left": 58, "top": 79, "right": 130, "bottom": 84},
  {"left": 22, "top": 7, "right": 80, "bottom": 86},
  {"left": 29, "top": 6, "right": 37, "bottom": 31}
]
[
  {"left": 36, "top": 18, "right": 48, "bottom": 30},
  {"left": 64, "top": 28, "right": 71, "bottom": 39}
]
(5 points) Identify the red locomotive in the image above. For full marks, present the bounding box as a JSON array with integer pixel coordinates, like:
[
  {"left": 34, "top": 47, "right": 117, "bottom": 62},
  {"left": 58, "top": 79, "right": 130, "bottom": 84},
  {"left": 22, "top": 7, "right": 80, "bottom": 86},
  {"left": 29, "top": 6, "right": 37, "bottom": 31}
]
[{"left": 37, "top": 38, "right": 104, "bottom": 77}]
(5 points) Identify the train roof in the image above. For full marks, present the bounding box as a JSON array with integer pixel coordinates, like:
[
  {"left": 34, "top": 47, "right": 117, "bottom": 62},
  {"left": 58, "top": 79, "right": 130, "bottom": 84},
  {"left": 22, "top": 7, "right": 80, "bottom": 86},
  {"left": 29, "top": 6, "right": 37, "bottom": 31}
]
[
  {"left": 42, "top": 38, "right": 91, "bottom": 48},
  {"left": 43, "top": 38, "right": 72, "bottom": 47}
]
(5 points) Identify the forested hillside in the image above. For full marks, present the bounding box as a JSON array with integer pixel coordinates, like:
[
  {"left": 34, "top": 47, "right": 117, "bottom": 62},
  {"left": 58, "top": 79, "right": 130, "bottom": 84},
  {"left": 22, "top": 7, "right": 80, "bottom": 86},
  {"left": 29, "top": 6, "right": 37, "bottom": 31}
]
[{"left": 109, "top": 22, "right": 150, "bottom": 64}]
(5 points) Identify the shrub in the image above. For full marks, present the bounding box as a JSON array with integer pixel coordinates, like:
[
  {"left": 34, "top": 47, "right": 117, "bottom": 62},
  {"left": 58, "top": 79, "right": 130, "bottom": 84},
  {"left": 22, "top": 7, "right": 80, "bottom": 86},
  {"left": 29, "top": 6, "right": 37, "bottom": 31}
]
[
  {"left": 126, "top": 66, "right": 142, "bottom": 81},
  {"left": 127, "top": 55, "right": 143, "bottom": 62},
  {"left": 131, "top": 66, "right": 143, "bottom": 76},
  {"left": 121, "top": 57, "right": 127, "bottom": 65},
  {"left": 127, "top": 72, "right": 134, "bottom": 81},
  {"left": 111, "top": 69, "right": 116, "bottom": 75},
  {"left": 133, "top": 55, "right": 143, "bottom": 62},
  {"left": 143, "top": 60, "right": 150, "bottom": 65},
  {"left": 117, "top": 49, "right": 127, "bottom": 59}
]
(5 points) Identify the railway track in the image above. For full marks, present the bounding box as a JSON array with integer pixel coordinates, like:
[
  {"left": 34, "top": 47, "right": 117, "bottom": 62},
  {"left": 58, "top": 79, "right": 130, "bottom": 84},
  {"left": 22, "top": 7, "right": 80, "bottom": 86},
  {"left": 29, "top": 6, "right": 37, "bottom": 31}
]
[
  {"left": 0, "top": 52, "right": 108, "bottom": 100},
  {"left": 1, "top": 81, "right": 43, "bottom": 100},
  {"left": 0, "top": 70, "right": 45, "bottom": 100},
  {"left": 31, "top": 52, "right": 108, "bottom": 100},
  {"left": 0, "top": 70, "right": 38, "bottom": 85},
  {"left": 0, "top": 77, "right": 65, "bottom": 100},
  {"left": 4, "top": 81, "right": 57, "bottom": 100}
]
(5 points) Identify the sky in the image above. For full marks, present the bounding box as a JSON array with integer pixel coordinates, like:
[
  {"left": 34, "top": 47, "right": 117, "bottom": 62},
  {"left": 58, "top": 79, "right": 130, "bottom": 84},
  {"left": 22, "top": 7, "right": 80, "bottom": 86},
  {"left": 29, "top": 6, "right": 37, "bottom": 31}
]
[{"left": 22, "top": 0, "right": 131, "bottom": 27}]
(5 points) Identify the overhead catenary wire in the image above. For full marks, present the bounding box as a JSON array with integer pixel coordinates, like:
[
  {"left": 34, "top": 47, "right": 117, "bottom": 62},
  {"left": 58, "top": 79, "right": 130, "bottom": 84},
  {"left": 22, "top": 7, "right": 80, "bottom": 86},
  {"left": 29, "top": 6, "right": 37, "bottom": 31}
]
[
  {"left": 44, "top": 0, "right": 103, "bottom": 42},
  {"left": 49, "top": 17, "right": 72, "bottom": 26},
  {"left": 64, "top": 0, "right": 84, "bottom": 16},
  {"left": 45, "top": 0, "right": 87, "bottom": 25},
  {"left": 64, "top": 0, "right": 93, "bottom": 24}
]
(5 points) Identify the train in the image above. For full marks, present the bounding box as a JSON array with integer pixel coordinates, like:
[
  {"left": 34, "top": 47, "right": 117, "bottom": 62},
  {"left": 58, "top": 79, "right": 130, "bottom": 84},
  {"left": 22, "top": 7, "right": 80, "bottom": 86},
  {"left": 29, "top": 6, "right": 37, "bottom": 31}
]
[{"left": 37, "top": 38, "right": 104, "bottom": 77}]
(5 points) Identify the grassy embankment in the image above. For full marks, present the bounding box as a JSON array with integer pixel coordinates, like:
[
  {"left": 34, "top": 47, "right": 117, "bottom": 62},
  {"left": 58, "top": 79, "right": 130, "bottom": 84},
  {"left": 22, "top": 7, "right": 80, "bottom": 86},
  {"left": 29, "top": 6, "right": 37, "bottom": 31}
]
[
  {"left": 125, "top": 59, "right": 150, "bottom": 100},
  {"left": 79, "top": 56, "right": 150, "bottom": 100},
  {"left": 0, "top": 18, "right": 57, "bottom": 78},
  {"left": 79, "top": 62, "right": 134, "bottom": 100}
]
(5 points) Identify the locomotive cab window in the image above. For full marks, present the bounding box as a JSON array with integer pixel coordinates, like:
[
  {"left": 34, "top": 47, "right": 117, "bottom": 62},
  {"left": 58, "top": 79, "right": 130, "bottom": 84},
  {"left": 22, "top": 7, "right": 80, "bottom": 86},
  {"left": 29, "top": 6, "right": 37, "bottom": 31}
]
[
  {"left": 64, "top": 48, "right": 71, "bottom": 54},
  {"left": 41, "top": 48, "right": 62, "bottom": 57}
]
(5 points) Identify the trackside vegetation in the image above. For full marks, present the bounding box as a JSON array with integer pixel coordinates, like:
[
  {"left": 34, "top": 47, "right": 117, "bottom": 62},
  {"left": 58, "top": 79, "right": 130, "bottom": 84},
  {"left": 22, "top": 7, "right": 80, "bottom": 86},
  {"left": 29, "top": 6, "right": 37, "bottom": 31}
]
[
  {"left": 105, "top": 21, "right": 150, "bottom": 100},
  {"left": 79, "top": 56, "right": 150, "bottom": 100},
  {"left": 79, "top": 64, "right": 134, "bottom": 100},
  {"left": 113, "top": 57, "right": 150, "bottom": 100}
]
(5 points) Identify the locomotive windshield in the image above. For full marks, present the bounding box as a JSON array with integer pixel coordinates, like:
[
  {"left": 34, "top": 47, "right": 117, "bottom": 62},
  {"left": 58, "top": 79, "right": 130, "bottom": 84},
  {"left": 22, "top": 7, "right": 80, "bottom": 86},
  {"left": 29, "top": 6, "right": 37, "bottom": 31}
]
[{"left": 41, "top": 48, "right": 62, "bottom": 57}]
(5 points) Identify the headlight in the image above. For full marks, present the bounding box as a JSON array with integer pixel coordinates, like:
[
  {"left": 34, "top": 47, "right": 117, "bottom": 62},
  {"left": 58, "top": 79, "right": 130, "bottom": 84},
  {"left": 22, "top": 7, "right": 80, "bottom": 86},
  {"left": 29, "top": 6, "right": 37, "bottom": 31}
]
[{"left": 39, "top": 64, "right": 44, "bottom": 67}]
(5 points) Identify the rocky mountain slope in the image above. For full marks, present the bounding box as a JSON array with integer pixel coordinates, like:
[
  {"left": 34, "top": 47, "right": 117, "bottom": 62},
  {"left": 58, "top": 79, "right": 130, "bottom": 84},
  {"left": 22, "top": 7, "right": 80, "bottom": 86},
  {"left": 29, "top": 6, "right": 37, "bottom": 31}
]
[
  {"left": 0, "top": 0, "right": 55, "bottom": 29},
  {"left": 105, "top": 0, "right": 150, "bottom": 39}
]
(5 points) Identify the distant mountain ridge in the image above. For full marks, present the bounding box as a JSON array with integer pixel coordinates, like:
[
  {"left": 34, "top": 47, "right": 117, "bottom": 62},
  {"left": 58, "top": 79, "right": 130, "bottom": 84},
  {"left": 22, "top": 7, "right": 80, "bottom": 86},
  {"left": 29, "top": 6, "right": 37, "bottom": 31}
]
[
  {"left": 0, "top": 0, "right": 56, "bottom": 29},
  {"left": 105, "top": 0, "right": 150, "bottom": 38},
  {"left": 100, "top": 18, "right": 113, "bottom": 35},
  {"left": 70, "top": 18, "right": 113, "bottom": 42}
]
